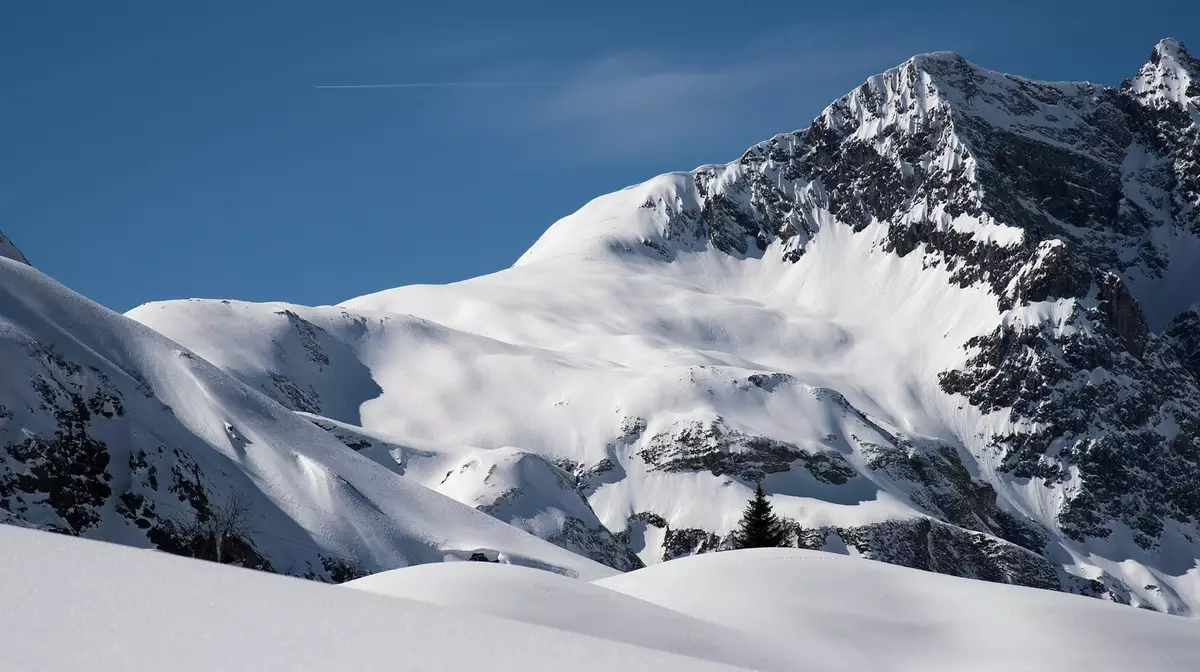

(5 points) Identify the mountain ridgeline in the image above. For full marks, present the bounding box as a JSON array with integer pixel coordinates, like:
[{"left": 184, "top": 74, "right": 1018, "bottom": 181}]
[{"left": 3, "top": 39, "right": 1200, "bottom": 612}]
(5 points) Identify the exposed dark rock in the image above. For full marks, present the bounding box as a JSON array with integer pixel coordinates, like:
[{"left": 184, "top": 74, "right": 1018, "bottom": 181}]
[
  {"left": 861, "top": 438, "right": 1047, "bottom": 553},
  {"left": 1096, "top": 273, "right": 1149, "bottom": 357},
  {"left": 618, "top": 511, "right": 727, "bottom": 563},
  {"left": 274, "top": 310, "right": 331, "bottom": 368},
  {"left": 638, "top": 417, "right": 856, "bottom": 484},
  {"left": 267, "top": 372, "right": 322, "bottom": 415},
  {"left": 1, "top": 347, "right": 119, "bottom": 533},
  {"left": 663, "top": 527, "right": 727, "bottom": 561},
  {"left": 321, "top": 556, "right": 370, "bottom": 582},
  {"left": 1164, "top": 310, "right": 1200, "bottom": 381},
  {"left": 800, "top": 519, "right": 1072, "bottom": 593}
]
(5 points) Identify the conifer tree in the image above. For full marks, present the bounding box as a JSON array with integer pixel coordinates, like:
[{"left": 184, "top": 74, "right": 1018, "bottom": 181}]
[{"left": 732, "top": 482, "right": 788, "bottom": 549}]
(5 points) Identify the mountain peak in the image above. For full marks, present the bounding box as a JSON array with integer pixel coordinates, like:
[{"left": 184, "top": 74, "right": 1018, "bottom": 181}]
[
  {"left": 1152, "top": 37, "right": 1193, "bottom": 64},
  {"left": 1127, "top": 37, "right": 1199, "bottom": 114},
  {"left": 0, "top": 230, "right": 30, "bottom": 266},
  {"left": 908, "top": 49, "right": 972, "bottom": 69}
]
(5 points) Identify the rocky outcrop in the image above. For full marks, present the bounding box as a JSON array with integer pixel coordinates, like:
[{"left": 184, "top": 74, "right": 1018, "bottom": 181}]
[
  {"left": 638, "top": 417, "right": 857, "bottom": 484},
  {"left": 0, "top": 343, "right": 274, "bottom": 571},
  {"left": 799, "top": 519, "right": 1099, "bottom": 596}
]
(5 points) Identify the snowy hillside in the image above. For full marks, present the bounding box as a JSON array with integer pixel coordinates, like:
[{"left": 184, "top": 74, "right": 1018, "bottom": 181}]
[
  {"left": 0, "top": 253, "right": 611, "bottom": 581},
  {"left": 126, "top": 38, "right": 1200, "bottom": 612},
  {"left": 0, "top": 525, "right": 725, "bottom": 672},
  {"left": 6, "top": 525, "right": 1197, "bottom": 671},
  {"left": 348, "top": 545, "right": 1200, "bottom": 672}
]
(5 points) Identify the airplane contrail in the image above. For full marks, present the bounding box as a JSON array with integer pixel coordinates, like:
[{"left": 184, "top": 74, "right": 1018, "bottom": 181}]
[{"left": 313, "top": 81, "right": 560, "bottom": 90}]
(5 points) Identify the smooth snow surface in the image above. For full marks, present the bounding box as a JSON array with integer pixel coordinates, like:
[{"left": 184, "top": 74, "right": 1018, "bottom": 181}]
[
  {"left": 347, "top": 562, "right": 796, "bottom": 672},
  {"left": 349, "top": 546, "right": 1200, "bottom": 672},
  {"left": 595, "top": 549, "right": 1200, "bottom": 671},
  {"left": 0, "top": 525, "right": 739, "bottom": 672}
]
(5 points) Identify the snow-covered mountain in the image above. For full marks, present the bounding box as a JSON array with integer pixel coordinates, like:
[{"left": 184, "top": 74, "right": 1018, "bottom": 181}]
[
  {"left": 10, "top": 526, "right": 1199, "bottom": 671},
  {"left": 120, "top": 38, "right": 1200, "bottom": 611},
  {"left": 0, "top": 243, "right": 612, "bottom": 581},
  {"left": 4, "top": 37, "right": 1200, "bottom": 616}
]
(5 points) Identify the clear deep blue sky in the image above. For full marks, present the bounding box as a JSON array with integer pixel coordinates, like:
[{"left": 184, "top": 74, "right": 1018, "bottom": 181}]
[{"left": 3, "top": 1, "right": 1196, "bottom": 311}]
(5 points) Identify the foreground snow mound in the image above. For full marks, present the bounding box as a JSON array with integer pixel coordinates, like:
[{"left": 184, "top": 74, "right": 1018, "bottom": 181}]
[
  {"left": 0, "top": 257, "right": 610, "bottom": 581},
  {"left": 348, "top": 561, "right": 792, "bottom": 671},
  {"left": 349, "top": 547, "right": 1200, "bottom": 672},
  {"left": 595, "top": 548, "right": 1200, "bottom": 672},
  {"left": 0, "top": 525, "right": 736, "bottom": 672}
]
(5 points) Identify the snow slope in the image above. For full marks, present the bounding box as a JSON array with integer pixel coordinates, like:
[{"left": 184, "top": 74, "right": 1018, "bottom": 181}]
[
  {"left": 0, "top": 524, "right": 733, "bottom": 672},
  {"left": 128, "top": 39, "right": 1200, "bottom": 611},
  {"left": 0, "top": 256, "right": 612, "bottom": 581},
  {"left": 347, "top": 561, "right": 796, "bottom": 672},
  {"left": 595, "top": 548, "right": 1200, "bottom": 672},
  {"left": 348, "top": 546, "right": 1200, "bottom": 672},
  {"left": 13, "top": 523, "right": 1196, "bottom": 672}
]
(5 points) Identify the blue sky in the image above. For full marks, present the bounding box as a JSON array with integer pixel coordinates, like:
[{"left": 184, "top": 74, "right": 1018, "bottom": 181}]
[{"left": 3, "top": 1, "right": 1196, "bottom": 311}]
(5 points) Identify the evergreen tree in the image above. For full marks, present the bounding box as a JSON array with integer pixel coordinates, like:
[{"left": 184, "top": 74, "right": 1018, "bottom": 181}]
[{"left": 732, "top": 483, "right": 788, "bottom": 549}]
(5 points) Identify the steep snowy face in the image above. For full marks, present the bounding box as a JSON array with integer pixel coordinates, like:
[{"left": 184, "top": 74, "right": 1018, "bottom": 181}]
[
  {"left": 132, "top": 40, "right": 1200, "bottom": 612},
  {"left": 1128, "top": 38, "right": 1200, "bottom": 118},
  {"left": 0, "top": 230, "right": 30, "bottom": 265}
]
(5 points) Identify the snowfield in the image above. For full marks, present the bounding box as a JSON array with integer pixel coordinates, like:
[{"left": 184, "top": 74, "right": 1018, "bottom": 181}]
[
  {"left": 0, "top": 525, "right": 729, "bottom": 672},
  {"left": 596, "top": 549, "right": 1200, "bottom": 671},
  {"left": 5, "top": 525, "right": 1197, "bottom": 672}
]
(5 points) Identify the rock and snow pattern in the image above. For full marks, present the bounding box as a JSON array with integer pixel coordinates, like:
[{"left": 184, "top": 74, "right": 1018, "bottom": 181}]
[
  {"left": 0, "top": 254, "right": 612, "bottom": 581},
  {"left": 5, "top": 39, "right": 1200, "bottom": 621}
]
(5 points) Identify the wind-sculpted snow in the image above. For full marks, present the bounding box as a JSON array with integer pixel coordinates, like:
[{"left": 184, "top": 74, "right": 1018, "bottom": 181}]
[
  {"left": 595, "top": 548, "right": 1200, "bottom": 671},
  {"left": 347, "top": 545, "right": 1199, "bottom": 671},
  {"left": 12, "top": 526, "right": 1198, "bottom": 671},
  {"left": 119, "top": 37, "right": 1200, "bottom": 612},
  {"left": 0, "top": 526, "right": 732, "bottom": 672}
]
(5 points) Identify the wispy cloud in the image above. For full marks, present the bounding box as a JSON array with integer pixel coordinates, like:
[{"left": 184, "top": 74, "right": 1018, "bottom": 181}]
[
  {"left": 505, "top": 53, "right": 780, "bottom": 158},
  {"left": 320, "top": 15, "right": 994, "bottom": 163},
  {"left": 314, "top": 81, "right": 561, "bottom": 89}
]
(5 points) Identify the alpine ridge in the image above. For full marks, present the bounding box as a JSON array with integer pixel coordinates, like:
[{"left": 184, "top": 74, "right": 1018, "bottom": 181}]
[{"left": 4, "top": 41, "right": 1199, "bottom": 613}]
